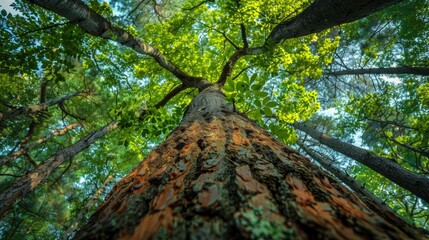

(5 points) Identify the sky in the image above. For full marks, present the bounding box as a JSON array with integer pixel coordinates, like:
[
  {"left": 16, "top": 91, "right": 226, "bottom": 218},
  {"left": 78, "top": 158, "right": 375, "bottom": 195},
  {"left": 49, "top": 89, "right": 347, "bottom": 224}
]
[{"left": 1, "top": 0, "right": 18, "bottom": 15}]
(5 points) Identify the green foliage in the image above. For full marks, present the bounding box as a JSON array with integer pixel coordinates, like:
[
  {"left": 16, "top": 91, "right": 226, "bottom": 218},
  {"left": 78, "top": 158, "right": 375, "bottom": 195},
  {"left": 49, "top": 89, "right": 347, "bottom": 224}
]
[{"left": 1, "top": 0, "right": 428, "bottom": 238}]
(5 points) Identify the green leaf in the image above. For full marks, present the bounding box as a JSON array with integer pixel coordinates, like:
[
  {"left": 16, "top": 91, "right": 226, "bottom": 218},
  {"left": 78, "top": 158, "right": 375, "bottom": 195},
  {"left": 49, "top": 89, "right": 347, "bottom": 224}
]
[
  {"left": 250, "top": 73, "right": 257, "bottom": 83},
  {"left": 263, "top": 107, "right": 273, "bottom": 116},
  {"left": 223, "top": 84, "right": 234, "bottom": 92},
  {"left": 265, "top": 101, "right": 276, "bottom": 108},
  {"left": 255, "top": 91, "right": 268, "bottom": 98},
  {"left": 237, "top": 81, "right": 249, "bottom": 92},
  {"left": 251, "top": 84, "right": 262, "bottom": 91}
]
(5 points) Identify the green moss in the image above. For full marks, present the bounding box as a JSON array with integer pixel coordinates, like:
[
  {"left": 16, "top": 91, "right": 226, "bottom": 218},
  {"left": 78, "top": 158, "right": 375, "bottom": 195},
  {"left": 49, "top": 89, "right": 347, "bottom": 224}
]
[{"left": 238, "top": 207, "right": 294, "bottom": 240}]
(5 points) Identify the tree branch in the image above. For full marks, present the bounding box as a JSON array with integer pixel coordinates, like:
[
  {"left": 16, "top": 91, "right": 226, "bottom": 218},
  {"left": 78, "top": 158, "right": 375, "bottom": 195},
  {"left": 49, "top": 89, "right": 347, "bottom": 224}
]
[
  {"left": 326, "top": 66, "right": 429, "bottom": 76},
  {"left": 0, "top": 90, "right": 81, "bottom": 123},
  {"left": 0, "top": 122, "right": 82, "bottom": 166},
  {"left": 216, "top": 50, "right": 246, "bottom": 86},
  {"left": 240, "top": 23, "right": 249, "bottom": 48},
  {"left": 244, "top": 0, "right": 402, "bottom": 55},
  {"left": 28, "top": 0, "right": 209, "bottom": 90},
  {"left": 267, "top": 0, "right": 401, "bottom": 44},
  {"left": 138, "top": 83, "right": 190, "bottom": 120}
]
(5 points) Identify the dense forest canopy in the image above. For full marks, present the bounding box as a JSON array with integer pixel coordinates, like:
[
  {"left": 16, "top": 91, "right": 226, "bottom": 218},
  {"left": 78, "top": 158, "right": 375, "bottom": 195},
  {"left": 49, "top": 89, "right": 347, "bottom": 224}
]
[{"left": 0, "top": 0, "right": 428, "bottom": 238}]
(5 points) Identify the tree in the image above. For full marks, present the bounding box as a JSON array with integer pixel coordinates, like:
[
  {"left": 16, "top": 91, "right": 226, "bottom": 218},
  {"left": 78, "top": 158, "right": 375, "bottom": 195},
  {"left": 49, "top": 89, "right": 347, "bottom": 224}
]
[
  {"left": 1, "top": 0, "right": 428, "bottom": 238},
  {"left": 74, "top": 88, "right": 423, "bottom": 239},
  {"left": 293, "top": 121, "right": 429, "bottom": 203}
]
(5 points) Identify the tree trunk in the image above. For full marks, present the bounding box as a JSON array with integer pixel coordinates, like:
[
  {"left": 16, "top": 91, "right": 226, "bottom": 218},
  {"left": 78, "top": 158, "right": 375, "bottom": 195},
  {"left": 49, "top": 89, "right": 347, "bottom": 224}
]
[
  {"left": 74, "top": 88, "right": 425, "bottom": 239},
  {"left": 63, "top": 175, "right": 113, "bottom": 240},
  {"left": 327, "top": 66, "right": 429, "bottom": 76},
  {"left": 293, "top": 122, "right": 429, "bottom": 204},
  {"left": 0, "top": 121, "right": 117, "bottom": 219}
]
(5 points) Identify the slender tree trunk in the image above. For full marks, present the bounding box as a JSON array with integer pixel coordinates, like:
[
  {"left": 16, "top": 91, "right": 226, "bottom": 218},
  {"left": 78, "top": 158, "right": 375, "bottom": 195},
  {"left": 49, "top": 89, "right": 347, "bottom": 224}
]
[
  {"left": 0, "top": 122, "right": 82, "bottom": 166},
  {"left": 74, "top": 88, "right": 425, "bottom": 239},
  {"left": 63, "top": 175, "right": 113, "bottom": 240},
  {"left": 293, "top": 122, "right": 429, "bottom": 204},
  {"left": 327, "top": 66, "right": 429, "bottom": 76},
  {"left": 0, "top": 121, "right": 117, "bottom": 219},
  {"left": 0, "top": 91, "right": 81, "bottom": 123}
]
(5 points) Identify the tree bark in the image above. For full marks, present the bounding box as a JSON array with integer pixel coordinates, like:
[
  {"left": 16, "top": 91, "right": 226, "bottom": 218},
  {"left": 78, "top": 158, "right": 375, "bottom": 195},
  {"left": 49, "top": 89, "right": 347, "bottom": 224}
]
[
  {"left": 0, "top": 122, "right": 82, "bottom": 166},
  {"left": 0, "top": 121, "right": 117, "bottom": 219},
  {"left": 74, "top": 89, "right": 425, "bottom": 239},
  {"left": 0, "top": 90, "right": 81, "bottom": 123},
  {"left": 293, "top": 122, "right": 429, "bottom": 204},
  {"left": 327, "top": 66, "right": 429, "bottom": 76}
]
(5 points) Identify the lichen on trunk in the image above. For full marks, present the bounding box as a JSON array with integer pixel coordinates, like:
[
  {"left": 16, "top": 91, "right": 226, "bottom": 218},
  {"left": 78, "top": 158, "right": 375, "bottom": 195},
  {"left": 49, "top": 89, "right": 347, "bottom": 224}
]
[{"left": 75, "top": 88, "right": 425, "bottom": 240}]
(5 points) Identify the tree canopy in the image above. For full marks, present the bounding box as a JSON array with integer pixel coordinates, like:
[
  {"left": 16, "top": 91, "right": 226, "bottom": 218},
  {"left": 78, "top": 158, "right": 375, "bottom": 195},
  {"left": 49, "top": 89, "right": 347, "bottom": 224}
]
[{"left": 0, "top": 0, "right": 428, "bottom": 238}]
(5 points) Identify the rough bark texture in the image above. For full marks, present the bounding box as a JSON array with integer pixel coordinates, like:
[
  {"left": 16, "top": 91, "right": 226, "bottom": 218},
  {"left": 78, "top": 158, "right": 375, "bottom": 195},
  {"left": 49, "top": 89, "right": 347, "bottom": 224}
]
[
  {"left": 327, "top": 66, "right": 429, "bottom": 76},
  {"left": 75, "top": 90, "right": 425, "bottom": 240},
  {"left": 0, "top": 121, "right": 117, "bottom": 219},
  {"left": 294, "top": 122, "right": 429, "bottom": 204}
]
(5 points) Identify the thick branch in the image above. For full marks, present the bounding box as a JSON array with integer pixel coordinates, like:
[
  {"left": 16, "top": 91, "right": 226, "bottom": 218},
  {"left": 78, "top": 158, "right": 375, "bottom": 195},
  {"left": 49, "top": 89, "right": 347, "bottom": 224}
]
[
  {"left": 0, "top": 91, "right": 81, "bottom": 123},
  {"left": 27, "top": 0, "right": 208, "bottom": 89},
  {"left": 267, "top": 0, "right": 401, "bottom": 44},
  {"left": 293, "top": 122, "right": 429, "bottom": 203},
  {"left": 0, "top": 121, "right": 118, "bottom": 219},
  {"left": 327, "top": 66, "right": 429, "bottom": 76},
  {"left": 243, "top": 0, "right": 402, "bottom": 55}
]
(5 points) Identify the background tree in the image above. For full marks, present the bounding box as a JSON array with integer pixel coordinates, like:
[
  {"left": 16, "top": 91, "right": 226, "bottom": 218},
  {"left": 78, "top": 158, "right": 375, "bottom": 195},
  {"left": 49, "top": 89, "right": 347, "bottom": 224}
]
[{"left": 0, "top": 0, "right": 428, "bottom": 238}]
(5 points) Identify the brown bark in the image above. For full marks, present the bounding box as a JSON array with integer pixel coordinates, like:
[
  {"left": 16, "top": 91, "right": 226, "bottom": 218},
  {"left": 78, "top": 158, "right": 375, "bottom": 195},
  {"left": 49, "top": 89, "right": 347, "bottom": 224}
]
[
  {"left": 327, "top": 66, "right": 429, "bottom": 76},
  {"left": 0, "top": 122, "right": 82, "bottom": 166},
  {"left": 0, "top": 121, "right": 117, "bottom": 219},
  {"left": 74, "top": 89, "right": 425, "bottom": 239},
  {"left": 293, "top": 122, "right": 429, "bottom": 204},
  {"left": 0, "top": 90, "right": 81, "bottom": 123}
]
